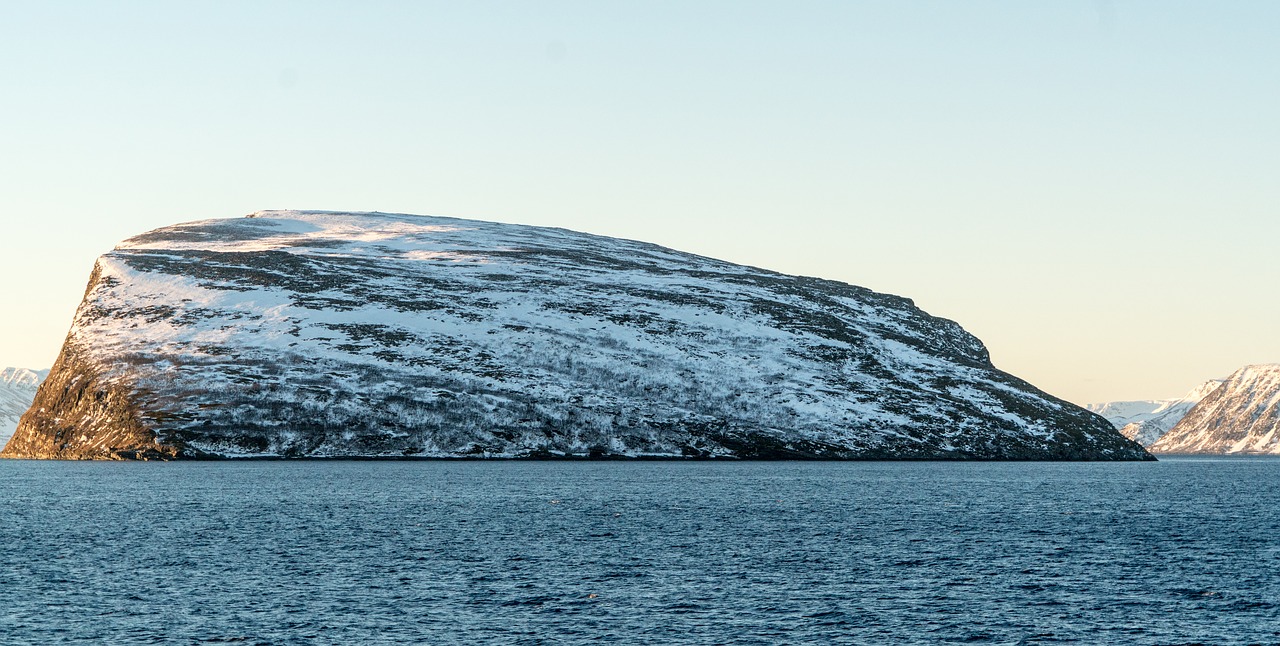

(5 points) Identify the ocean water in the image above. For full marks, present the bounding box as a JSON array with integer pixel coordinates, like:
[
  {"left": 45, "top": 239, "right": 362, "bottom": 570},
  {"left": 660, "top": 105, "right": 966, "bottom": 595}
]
[{"left": 1, "top": 458, "right": 1278, "bottom": 645}]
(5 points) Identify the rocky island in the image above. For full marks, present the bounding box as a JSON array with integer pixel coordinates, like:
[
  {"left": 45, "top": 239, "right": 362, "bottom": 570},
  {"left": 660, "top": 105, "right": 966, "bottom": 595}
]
[{"left": 2, "top": 211, "right": 1150, "bottom": 460}]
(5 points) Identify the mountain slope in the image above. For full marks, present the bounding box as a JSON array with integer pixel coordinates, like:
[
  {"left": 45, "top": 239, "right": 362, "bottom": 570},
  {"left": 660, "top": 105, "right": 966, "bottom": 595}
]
[
  {"left": 1, "top": 368, "right": 48, "bottom": 448},
  {"left": 1150, "top": 365, "right": 1280, "bottom": 454},
  {"left": 1088, "top": 379, "right": 1224, "bottom": 447},
  {"left": 3, "top": 210, "right": 1149, "bottom": 460}
]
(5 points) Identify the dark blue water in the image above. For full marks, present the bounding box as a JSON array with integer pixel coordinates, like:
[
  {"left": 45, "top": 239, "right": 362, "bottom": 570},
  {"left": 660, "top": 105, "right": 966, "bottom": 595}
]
[{"left": 2, "top": 458, "right": 1279, "bottom": 645}]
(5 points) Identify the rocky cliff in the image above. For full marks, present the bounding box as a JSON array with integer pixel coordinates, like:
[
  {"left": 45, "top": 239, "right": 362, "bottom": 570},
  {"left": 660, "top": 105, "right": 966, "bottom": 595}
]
[
  {"left": 1150, "top": 365, "right": 1280, "bottom": 454},
  {"left": 2, "top": 210, "right": 1149, "bottom": 460}
]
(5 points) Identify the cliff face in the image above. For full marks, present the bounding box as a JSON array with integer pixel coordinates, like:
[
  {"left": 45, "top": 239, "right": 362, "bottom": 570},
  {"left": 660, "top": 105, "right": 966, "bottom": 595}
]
[
  {"left": 1150, "top": 365, "right": 1280, "bottom": 454},
  {"left": 5, "top": 344, "right": 174, "bottom": 460},
  {"left": 2, "top": 210, "right": 1149, "bottom": 460}
]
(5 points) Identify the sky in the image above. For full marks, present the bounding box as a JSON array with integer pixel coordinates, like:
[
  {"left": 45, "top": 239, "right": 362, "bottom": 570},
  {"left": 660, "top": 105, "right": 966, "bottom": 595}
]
[{"left": 1, "top": 1, "right": 1277, "bottom": 405}]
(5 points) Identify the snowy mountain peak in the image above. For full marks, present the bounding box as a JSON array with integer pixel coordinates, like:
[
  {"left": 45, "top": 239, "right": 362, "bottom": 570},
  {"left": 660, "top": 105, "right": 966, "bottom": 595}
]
[
  {"left": 1, "top": 368, "right": 46, "bottom": 388},
  {"left": 1, "top": 368, "right": 47, "bottom": 450},
  {"left": 1181, "top": 378, "right": 1228, "bottom": 401},
  {"left": 4, "top": 211, "right": 1148, "bottom": 460}
]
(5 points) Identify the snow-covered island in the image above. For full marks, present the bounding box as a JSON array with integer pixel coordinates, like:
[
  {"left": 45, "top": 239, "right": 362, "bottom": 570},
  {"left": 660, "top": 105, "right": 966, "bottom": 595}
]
[{"left": 2, "top": 211, "right": 1149, "bottom": 461}]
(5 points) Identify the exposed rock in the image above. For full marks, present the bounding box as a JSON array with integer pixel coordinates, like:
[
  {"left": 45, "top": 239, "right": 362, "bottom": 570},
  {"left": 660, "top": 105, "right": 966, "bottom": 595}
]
[{"left": 3, "top": 210, "right": 1150, "bottom": 460}]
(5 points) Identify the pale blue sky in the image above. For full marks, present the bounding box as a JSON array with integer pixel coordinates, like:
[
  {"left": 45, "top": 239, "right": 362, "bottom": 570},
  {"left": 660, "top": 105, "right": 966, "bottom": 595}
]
[{"left": 2, "top": 1, "right": 1277, "bottom": 404}]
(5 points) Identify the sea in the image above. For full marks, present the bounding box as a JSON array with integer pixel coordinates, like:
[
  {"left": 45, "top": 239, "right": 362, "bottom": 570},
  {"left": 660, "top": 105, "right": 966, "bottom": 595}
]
[{"left": 1, "top": 458, "right": 1278, "bottom": 645}]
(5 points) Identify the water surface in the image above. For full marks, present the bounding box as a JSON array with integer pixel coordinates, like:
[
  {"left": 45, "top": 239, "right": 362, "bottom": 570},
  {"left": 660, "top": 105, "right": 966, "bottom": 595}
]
[{"left": 2, "top": 458, "right": 1278, "bottom": 644}]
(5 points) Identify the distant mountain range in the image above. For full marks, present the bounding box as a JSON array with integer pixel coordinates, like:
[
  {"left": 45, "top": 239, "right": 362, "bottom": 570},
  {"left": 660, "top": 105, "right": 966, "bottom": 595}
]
[
  {"left": 1088, "top": 379, "right": 1224, "bottom": 447},
  {"left": 1, "top": 368, "right": 48, "bottom": 449},
  {"left": 1091, "top": 365, "right": 1280, "bottom": 454},
  {"left": 1151, "top": 365, "right": 1280, "bottom": 454},
  {"left": 1, "top": 210, "right": 1148, "bottom": 460}
]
